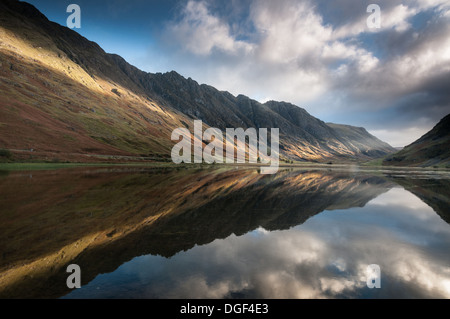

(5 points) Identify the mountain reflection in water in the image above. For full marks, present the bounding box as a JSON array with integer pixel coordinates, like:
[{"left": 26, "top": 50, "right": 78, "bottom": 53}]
[{"left": 0, "top": 167, "right": 449, "bottom": 298}]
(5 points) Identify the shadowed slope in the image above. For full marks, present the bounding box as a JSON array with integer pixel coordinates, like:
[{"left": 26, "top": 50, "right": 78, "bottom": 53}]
[{"left": 383, "top": 114, "right": 450, "bottom": 167}]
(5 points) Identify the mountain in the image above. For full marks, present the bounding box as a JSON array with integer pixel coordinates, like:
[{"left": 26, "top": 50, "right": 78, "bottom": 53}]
[
  {"left": 0, "top": 0, "right": 396, "bottom": 163},
  {"left": 327, "top": 123, "right": 395, "bottom": 158},
  {"left": 383, "top": 114, "right": 450, "bottom": 167}
]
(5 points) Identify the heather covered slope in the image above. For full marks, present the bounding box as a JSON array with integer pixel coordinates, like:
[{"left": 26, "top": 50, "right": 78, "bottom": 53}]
[
  {"left": 0, "top": 0, "right": 193, "bottom": 162},
  {"left": 0, "top": 0, "right": 396, "bottom": 163},
  {"left": 383, "top": 114, "right": 450, "bottom": 167}
]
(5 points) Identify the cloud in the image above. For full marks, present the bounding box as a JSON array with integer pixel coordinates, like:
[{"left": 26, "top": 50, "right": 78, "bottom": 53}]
[
  {"left": 370, "top": 127, "right": 429, "bottom": 148},
  {"left": 332, "top": 3, "right": 418, "bottom": 38},
  {"left": 165, "top": 1, "right": 254, "bottom": 56},
  {"left": 163, "top": 0, "right": 379, "bottom": 102}
]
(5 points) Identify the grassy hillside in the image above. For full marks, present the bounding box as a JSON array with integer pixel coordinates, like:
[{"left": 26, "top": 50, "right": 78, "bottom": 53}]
[
  {"left": 383, "top": 114, "right": 450, "bottom": 167},
  {"left": 0, "top": 1, "right": 194, "bottom": 162}
]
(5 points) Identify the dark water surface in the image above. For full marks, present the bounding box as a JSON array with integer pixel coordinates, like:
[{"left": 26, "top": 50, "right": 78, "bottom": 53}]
[{"left": 0, "top": 166, "right": 449, "bottom": 298}]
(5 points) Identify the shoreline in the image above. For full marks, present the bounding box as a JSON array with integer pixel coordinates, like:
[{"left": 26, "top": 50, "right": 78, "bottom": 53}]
[{"left": 1, "top": 161, "right": 450, "bottom": 173}]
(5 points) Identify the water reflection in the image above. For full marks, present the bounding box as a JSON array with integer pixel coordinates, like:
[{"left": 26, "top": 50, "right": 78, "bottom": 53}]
[{"left": 0, "top": 167, "right": 449, "bottom": 298}]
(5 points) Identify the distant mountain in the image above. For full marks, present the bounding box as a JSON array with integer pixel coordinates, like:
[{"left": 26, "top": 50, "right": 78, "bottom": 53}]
[
  {"left": 383, "top": 114, "right": 450, "bottom": 167},
  {"left": 327, "top": 123, "right": 395, "bottom": 158},
  {"left": 0, "top": 0, "right": 396, "bottom": 163}
]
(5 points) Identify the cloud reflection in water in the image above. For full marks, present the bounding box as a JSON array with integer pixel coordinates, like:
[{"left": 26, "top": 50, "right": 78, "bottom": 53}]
[{"left": 66, "top": 187, "right": 450, "bottom": 299}]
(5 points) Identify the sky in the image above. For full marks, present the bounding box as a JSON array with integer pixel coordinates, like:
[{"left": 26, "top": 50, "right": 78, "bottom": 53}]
[{"left": 25, "top": 0, "right": 450, "bottom": 147}]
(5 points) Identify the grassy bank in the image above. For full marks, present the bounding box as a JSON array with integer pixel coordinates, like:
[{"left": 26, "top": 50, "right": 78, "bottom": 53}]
[
  {"left": 1, "top": 160, "right": 449, "bottom": 172},
  {"left": 0, "top": 162, "right": 114, "bottom": 171},
  {"left": 0, "top": 162, "right": 184, "bottom": 171}
]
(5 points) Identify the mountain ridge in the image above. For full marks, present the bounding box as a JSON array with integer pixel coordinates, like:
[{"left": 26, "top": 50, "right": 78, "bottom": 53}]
[{"left": 0, "top": 0, "right": 396, "bottom": 163}]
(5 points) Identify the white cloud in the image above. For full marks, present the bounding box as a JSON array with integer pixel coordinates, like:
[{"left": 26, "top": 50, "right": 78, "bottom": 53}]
[
  {"left": 166, "top": 1, "right": 253, "bottom": 56},
  {"left": 332, "top": 4, "right": 414, "bottom": 38},
  {"left": 250, "top": 0, "right": 332, "bottom": 64},
  {"left": 164, "top": 0, "right": 385, "bottom": 105},
  {"left": 370, "top": 127, "right": 430, "bottom": 148},
  {"left": 414, "top": 0, "right": 450, "bottom": 11},
  {"left": 165, "top": 0, "right": 449, "bottom": 101},
  {"left": 368, "top": 188, "right": 433, "bottom": 213}
]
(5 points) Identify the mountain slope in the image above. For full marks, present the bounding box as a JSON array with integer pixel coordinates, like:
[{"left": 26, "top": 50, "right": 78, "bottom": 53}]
[
  {"left": 0, "top": 0, "right": 396, "bottom": 163},
  {"left": 0, "top": 0, "right": 190, "bottom": 162},
  {"left": 383, "top": 114, "right": 450, "bottom": 167},
  {"left": 327, "top": 123, "right": 395, "bottom": 158},
  {"left": 110, "top": 63, "right": 397, "bottom": 161}
]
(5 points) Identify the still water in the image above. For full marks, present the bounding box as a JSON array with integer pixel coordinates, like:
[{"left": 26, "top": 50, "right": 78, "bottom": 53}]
[{"left": 0, "top": 166, "right": 449, "bottom": 298}]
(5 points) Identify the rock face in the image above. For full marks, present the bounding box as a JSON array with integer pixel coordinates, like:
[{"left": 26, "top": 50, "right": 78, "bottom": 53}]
[
  {"left": 383, "top": 114, "right": 450, "bottom": 167},
  {"left": 0, "top": 0, "right": 396, "bottom": 162}
]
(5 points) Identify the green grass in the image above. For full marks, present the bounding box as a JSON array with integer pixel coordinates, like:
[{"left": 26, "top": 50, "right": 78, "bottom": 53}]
[
  {"left": 361, "top": 157, "right": 385, "bottom": 167},
  {"left": 0, "top": 161, "right": 205, "bottom": 171},
  {"left": 4, "top": 160, "right": 447, "bottom": 173},
  {"left": 0, "top": 163, "right": 105, "bottom": 171}
]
